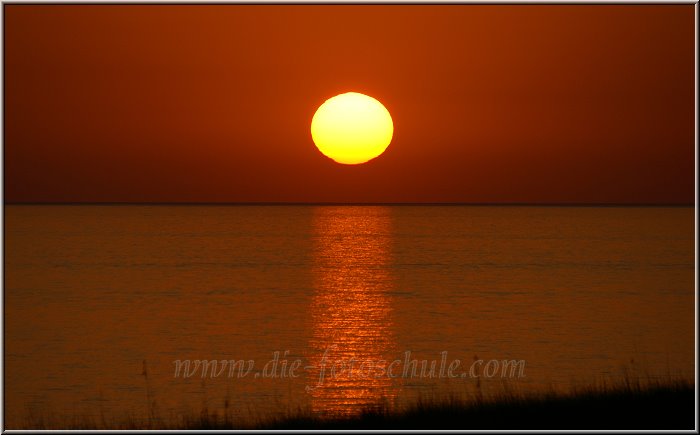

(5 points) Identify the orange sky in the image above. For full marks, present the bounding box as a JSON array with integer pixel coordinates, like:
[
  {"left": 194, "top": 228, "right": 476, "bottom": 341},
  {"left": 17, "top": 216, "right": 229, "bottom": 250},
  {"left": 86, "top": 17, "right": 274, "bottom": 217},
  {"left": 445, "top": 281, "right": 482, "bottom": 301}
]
[{"left": 3, "top": 5, "right": 695, "bottom": 204}]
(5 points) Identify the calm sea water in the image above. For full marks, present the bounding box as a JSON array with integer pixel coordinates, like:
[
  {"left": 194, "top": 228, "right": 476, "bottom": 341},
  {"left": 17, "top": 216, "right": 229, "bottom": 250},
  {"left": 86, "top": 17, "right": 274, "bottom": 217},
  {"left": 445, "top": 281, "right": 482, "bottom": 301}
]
[{"left": 4, "top": 205, "right": 695, "bottom": 427}]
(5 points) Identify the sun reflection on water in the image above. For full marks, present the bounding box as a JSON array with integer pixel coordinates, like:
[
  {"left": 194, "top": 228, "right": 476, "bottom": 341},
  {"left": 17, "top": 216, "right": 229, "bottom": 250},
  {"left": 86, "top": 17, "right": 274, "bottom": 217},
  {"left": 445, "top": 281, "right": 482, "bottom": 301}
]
[{"left": 307, "top": 206, "right": 400, "bottom": 417}]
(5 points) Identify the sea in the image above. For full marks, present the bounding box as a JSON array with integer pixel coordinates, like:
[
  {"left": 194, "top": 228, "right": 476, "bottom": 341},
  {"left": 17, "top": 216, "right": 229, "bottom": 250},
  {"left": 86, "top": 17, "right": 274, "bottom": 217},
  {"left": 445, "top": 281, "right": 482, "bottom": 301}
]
[{"left": 3, "top": 205, "right": 695, "bottom": 427}]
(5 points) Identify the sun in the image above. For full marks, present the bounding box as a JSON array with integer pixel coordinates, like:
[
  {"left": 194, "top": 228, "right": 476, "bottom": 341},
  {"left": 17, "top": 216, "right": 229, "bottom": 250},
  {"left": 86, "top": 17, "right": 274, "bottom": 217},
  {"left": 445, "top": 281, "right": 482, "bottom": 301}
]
[{"left": 311, "top": 92, "right": 393, "bottom": 165}]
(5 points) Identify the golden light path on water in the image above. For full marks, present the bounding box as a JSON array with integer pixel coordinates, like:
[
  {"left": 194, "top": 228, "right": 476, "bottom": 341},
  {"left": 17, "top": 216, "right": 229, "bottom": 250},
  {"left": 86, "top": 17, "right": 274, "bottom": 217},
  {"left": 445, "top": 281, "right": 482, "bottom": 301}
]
[{"left": 306, "top": 207, "right": 400, "bottom": 417}]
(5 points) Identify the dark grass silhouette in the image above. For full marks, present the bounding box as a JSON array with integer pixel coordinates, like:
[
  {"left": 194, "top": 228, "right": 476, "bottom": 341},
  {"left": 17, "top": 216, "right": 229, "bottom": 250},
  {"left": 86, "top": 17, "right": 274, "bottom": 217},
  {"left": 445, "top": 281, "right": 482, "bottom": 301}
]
[
  {"left": 20, "top": 377, "right": 695, "bottom": 430},
  {"left": 260, "top": 381, "right": 694, "bottom": 429}
]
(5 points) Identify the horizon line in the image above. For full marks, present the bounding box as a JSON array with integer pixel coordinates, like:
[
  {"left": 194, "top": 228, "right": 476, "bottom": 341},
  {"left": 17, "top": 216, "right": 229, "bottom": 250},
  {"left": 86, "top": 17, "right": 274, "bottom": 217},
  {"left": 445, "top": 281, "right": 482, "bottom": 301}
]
[{"left": 3, "top": 201, "right": 695, "bottom": 207}]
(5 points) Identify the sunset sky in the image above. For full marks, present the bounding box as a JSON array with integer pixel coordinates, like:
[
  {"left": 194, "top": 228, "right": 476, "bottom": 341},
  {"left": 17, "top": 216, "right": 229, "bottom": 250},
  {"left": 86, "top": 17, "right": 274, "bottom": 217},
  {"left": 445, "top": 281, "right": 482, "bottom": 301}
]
[{"left": 3, "top": 5, "right": 695, "bottom": 204}]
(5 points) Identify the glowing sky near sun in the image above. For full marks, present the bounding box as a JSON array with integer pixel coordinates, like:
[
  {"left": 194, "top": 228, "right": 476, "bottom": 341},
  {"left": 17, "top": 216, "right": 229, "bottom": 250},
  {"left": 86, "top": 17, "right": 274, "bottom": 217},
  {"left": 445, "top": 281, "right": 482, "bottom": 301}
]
[{"left": 3, "top": 5, "right": 694, "bottom": 203}]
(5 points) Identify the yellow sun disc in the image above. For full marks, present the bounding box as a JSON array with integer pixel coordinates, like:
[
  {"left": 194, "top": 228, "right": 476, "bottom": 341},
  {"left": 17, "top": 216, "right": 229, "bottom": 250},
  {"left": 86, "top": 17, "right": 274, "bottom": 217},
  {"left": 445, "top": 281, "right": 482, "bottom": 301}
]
[{"left": 311, "top": 92, "right": 393, "bottom": 165}]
